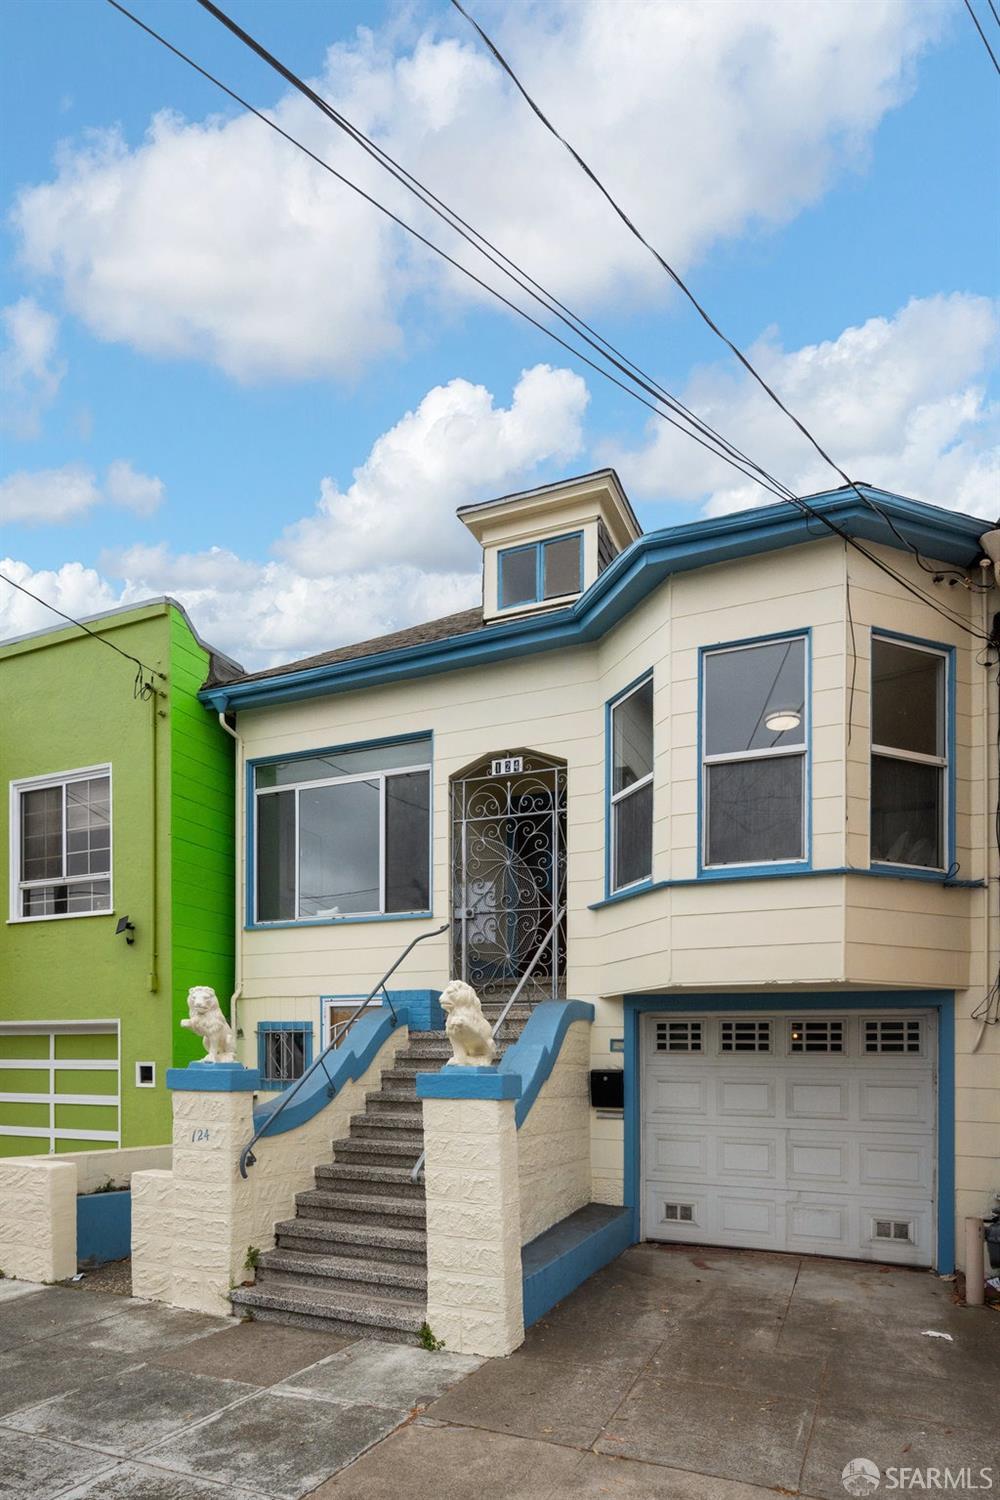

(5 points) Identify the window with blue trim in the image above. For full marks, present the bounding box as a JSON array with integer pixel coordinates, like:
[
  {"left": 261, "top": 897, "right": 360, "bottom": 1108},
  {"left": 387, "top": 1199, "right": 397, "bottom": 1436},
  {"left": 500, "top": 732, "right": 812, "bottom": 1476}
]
[
  {"left": 254, "top": 737, "right": 432, "bottom": 923},
  {"left": 610, "top": 675, "right": 654, "bottom": 891},
  {"left": 258, "top": 1022, "right": 313, "bottom": 1089},
  {"left": 702, "top": 636, "right": 807, "bottom": 868},
  {"left": 870, "top": 637, "right": 947, "bottom": 871},
  {"left": 498, "top": 533, "right": 582, "bottom": 610}
]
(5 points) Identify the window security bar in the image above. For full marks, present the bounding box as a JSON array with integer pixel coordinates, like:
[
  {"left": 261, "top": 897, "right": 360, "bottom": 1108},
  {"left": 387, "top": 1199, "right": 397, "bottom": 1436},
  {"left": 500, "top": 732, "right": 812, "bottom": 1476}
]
[
  {"left": 410, "top": 903, "right": 566, "bottom": 1184},
  {"left": 238, "top": 921, "right": 448, "bottom": 1179}
]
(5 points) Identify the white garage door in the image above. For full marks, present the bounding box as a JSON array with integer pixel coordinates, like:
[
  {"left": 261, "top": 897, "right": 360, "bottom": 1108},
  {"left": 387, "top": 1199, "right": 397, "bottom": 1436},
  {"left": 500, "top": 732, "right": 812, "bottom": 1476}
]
[{"left": 642, "top": 1011, "right": 935, "bottom": 1266}]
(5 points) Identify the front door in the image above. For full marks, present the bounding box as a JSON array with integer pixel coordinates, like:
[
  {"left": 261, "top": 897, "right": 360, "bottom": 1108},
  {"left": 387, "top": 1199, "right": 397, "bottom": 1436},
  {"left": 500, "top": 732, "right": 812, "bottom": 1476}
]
[{"left": 451, "top": 752, "right": 567, "bottom": 1005}]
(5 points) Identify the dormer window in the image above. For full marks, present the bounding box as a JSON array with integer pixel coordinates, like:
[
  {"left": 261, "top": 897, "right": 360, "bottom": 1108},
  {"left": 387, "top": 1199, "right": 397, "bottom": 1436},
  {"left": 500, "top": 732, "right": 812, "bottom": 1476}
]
[{"left": 498, "top": 532, "right": 583, "bottom": 611}]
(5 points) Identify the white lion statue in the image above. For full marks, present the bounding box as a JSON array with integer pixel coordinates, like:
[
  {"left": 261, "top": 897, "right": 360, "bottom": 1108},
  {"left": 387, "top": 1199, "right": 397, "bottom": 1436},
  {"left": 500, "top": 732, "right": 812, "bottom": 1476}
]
[
  {"left": 181, "top": 986, "right": 237, "bottom": 1064},
  {"left": 440, "top": 980, "right": 497, "bottom": 1067}
]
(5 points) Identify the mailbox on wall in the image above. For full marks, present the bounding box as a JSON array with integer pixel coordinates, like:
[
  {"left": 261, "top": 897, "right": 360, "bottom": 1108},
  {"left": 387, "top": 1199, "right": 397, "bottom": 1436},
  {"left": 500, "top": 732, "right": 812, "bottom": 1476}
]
[{"left": 590, "top": 1069, "right": 624, "bottom": 1109}]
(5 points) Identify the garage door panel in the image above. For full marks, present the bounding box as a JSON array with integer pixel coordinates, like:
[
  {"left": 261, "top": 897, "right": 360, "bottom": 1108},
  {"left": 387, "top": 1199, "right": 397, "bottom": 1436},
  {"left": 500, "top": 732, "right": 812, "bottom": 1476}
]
[
  {"left": 716, "top": 1077, "right": 776, "bottom": 1117},
  {"left": 859, "top": 1137, "right": 933, "bottom": 1191},
  {"left": 644, "top": 1072, "right": 709, "bottom": 1116},
  {"left": 642, "top": 1011, "right": 935, "bottom": 1267},
  {"left": 859, "top": 1076, "right": 932, "bottom": 1124},
  {"left": 785, "top": 1077, "right": 850, "bottom": 1120},
  {"left": 787, "top": 1134, "right": 851, "bottom": 1186}
]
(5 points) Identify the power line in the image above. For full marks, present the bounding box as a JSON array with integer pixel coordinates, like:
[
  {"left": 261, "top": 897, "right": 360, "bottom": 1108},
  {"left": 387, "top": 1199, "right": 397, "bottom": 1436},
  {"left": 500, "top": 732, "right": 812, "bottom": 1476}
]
[
  {"left": 194, "top": 0, "right": 790, "bottom": 503},
  {"left": 449, "top": 0, "right": 984, "bottom": 585},
  {"left": 105, "top": 0, "right": 791, "bottom": 503},
  {"left": 0, "top": 571, "right": 167, "bottom": 685},
  {"left": 988, "top": 0, "right": 1000, "bottom": 31},
  {"left": 961, "top": 0, "right": 1000, "bottom": 73},
  {"left": 106, "top": 0, "right": 991, "bottom": 644}
]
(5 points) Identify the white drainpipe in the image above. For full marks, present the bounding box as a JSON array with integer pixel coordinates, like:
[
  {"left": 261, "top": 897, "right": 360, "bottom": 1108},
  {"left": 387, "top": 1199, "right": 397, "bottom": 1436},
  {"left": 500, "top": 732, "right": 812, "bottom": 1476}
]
[{"left": 218, "top": 710, "right": 244, "bottom": 1045}]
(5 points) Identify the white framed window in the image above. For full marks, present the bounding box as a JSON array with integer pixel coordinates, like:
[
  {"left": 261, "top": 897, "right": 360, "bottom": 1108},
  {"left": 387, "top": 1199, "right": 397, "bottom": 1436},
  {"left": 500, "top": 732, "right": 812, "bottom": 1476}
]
[
  {"left": 870, "top": 636, "right": 948, "bottom": 871},
  {"left": 321, "top": 995, "right": 370, "bottom": 1049},
  {"left": 253, "top": 738, "right": 431, "bottom": 924},
  {"left": 135, "top": 1061, "right": 156, "bottom": 1088},
  {"left": 9, "top": 766, "right": 112, "bottom": 921},
  {"left": 702, "top": 635, "right": 807, "bottom": 869},
  {"left": 609, "top": 675, "right": 654, "bottom": 891}
]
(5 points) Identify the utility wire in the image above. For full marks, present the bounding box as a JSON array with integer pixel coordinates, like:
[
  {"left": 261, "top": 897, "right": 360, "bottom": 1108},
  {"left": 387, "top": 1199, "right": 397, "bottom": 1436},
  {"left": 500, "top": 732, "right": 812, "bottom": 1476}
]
[
  {"left": 449, "top": 0, "right": 985, "bottom": 585},
  {"left": 194, "top": 0, "right": 788, "bottom": 501},
  {"left": 106, "top": 0, "right": 990, "bottom": 643},
  {"left": 105, "top": 0, "right": 791, "bottom": 502},
  {"left": 987, "top": 0, "right": 1000, "bottom": 31},
  {"left": 0, "top": 571, "right": 166, "bottom": 686},
  {"left": 962, "top": 0, "right": 1000, "bottom": 72},
  {"left": 186, "top": 0, "right": 992, "bottom": 638}
]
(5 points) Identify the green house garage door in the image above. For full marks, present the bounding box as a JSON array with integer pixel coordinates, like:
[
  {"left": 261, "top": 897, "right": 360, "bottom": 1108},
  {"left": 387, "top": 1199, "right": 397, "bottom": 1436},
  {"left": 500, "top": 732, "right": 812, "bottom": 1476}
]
[{"left": 0, "top": 1023, "right": 120, "bottom": 1153}]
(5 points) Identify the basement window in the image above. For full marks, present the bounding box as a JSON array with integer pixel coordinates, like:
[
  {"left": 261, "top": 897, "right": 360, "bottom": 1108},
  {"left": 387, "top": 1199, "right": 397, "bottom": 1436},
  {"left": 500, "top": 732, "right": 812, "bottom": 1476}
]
[{"left": 258, "top": 1022, "right": 313, "bottom": 1089}]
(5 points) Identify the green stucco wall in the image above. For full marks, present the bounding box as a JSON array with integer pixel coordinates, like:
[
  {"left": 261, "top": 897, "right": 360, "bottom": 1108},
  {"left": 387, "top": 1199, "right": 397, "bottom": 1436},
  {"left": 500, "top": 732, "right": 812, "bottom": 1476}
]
[{"left": 0, "top": 600, "right": 234, "bottom": 1153}]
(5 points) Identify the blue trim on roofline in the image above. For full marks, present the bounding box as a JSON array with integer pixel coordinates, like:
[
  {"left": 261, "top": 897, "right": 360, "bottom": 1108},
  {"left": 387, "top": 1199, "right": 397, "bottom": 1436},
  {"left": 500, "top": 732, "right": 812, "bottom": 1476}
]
[
  {"left": 200, "top": 489, "right": 988, "bottom": 713},
  {"left": 622, "top": 990, "right": 956, "bottom": 1273}
]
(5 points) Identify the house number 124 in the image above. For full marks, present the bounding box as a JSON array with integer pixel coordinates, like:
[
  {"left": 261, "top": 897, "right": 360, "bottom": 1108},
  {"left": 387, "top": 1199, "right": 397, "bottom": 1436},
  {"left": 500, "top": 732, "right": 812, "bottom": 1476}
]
[{"left": 191, "top": 1128, "right": 210, "bottom": 1142}]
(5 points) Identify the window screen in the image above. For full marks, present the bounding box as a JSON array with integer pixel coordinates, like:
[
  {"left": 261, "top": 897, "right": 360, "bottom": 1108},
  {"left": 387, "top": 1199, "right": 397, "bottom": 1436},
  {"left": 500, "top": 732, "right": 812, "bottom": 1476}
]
[
  {"left": 610, "top": 676, "right": 654, "bottom": 890},
  {"left": 871, "top": 638, "right": 946, "bottom": 870}
]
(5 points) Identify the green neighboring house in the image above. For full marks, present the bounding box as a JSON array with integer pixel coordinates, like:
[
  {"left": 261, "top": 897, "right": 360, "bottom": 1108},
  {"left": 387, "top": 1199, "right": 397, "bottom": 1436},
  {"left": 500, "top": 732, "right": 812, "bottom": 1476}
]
[{"left": 0, "top": 598, "right": 241, "bottom": 1155}]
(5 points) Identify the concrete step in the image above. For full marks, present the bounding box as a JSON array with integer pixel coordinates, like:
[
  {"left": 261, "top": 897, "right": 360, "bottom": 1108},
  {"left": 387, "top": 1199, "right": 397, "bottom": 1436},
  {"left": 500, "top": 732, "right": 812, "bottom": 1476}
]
[
  {"left": 314, "top": 1161, "right": 425, "bottom": 1200},
  {"left": 366, "top": 1090, "right": 423, "bottom": 1116},
  {"left": 406, "top": 1031, "right": 449, "bottom": 1044},
  {"left": 379, "top": 1068, "right": 422, "bottom": 1089},
  {"left": 295, "top": 1189, "right": 425, "bottom": 1230},
  {"left": 257, "top": 1249, "right": 426, "bottom": 1302},
  {"left": 273, "top": 1216, "right": 426, "bottom": 1265},
  {"left": 331, "top": 1136, "right": 424, "bottom": 1170},
  {"left": 349, "top": 1114, "right": 424, "bottom": 1142},
  {"left": 230, "top": 1283, "right": 425, "bottom": 1344}
]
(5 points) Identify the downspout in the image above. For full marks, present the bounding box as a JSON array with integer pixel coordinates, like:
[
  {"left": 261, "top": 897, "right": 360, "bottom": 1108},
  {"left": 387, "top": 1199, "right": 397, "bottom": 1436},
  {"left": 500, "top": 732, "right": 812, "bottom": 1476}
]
[
  {"left": 974, "top": 587, "right": 994, "bottom": 1054},
  {"left": 148, "top": 677, "right": 165, "bottom": 992},
  {"left": 218, "top": 710, "right": 244, "bottom": 1041}
]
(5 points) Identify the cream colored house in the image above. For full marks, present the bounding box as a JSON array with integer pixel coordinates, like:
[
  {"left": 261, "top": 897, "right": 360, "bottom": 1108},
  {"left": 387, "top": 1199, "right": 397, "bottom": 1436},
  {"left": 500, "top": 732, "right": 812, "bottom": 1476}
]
[{"left": 201, "top": 470, "right": 1000, "bottom": 1278}]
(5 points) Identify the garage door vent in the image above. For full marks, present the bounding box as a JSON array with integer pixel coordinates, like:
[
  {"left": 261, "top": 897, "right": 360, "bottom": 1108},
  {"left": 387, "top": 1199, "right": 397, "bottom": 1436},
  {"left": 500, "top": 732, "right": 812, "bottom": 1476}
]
[
  {"left": 873, "top": 1218, "right": 913, "bottom": 1243},
  {"left": 663, "top": 1203, "right": 695, "bottom": 1222},
  {"left": 789, "top": 1019, "right": 844, "bottom": 1053},
  {"left": 720, "top": 1020, "right": 771, "bottom": 1052},
  {"left": 864, "top": 1019, "right": 921, "bottom": 1054},
  {"left": 655, "top": 1020, "right": 703, "bottom": 1053}
]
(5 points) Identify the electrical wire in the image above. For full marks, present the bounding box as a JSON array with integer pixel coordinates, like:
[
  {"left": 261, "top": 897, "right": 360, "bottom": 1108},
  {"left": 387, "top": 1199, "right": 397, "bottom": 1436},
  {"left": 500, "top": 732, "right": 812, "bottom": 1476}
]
[
  {"left": 106, "top": 0, "right": 992, "bottom": 645},
  {"left": 449, "top": 0, "right": 990, "bottom": 585},
  {"left": 194, "top": 0, "right": 791, "bottom": 502},
  {"left": 0, "top": 570, "right": 166, "bottom": 692},
  {"left": 961, "top": 0, "right": 1000, "bottom": 73},
  {"left": 987, "top": 0, "right": 1000, "bottom": 30}
]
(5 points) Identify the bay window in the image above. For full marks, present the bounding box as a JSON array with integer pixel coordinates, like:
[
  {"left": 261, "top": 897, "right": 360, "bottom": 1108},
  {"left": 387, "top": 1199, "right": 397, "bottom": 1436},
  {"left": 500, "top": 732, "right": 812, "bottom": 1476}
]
[
  {"left": 702, "top": 635, "right": 807, "bottom": 869},
  {"left": 610, "top": 674, "right": 654, "bottom": 891},
  {"left": 870, "top": 636, "right": 947, "bottom": 870},
  {"left": 254, "top": 738, "right": 431, "bottom": 923}
]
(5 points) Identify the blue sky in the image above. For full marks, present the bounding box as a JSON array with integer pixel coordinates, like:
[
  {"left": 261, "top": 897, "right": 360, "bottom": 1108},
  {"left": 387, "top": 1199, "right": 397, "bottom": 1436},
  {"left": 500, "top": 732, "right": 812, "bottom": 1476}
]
[{"left": 0, "top": 0, "right": 997, "bottom": 665}]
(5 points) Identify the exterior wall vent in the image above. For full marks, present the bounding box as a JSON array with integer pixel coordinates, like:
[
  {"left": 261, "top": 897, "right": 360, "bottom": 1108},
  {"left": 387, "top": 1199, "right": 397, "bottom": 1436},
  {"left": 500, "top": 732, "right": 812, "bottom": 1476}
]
[
  {"left": 663, "top": 1202, "right": 695, "bottom": 1222},
  {"left": 873, "top": 1218, "right": 914, "bottom": 1243}
]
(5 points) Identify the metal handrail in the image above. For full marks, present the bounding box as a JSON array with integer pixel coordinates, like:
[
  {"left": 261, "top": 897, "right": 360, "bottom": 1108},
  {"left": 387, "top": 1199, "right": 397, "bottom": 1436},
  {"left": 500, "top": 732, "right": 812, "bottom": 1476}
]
[
  {"left": 410, "top": 903, "right": 566, "bottom": 1182},
  {"left": 239, "top": 921, "right": 448, "bottom": 1178}
]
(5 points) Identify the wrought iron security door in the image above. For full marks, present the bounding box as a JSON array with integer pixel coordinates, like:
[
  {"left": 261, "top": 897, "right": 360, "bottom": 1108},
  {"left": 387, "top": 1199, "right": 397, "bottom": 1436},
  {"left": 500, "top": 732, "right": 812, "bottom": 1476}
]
[{"left": 451, "top": 753, "right": 567, "bottom": 1005}]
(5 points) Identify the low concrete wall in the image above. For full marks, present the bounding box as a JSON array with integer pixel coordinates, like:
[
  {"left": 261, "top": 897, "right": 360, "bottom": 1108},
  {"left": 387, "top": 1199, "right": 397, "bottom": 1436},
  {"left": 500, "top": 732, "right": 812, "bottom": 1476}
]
[
  {"left": 19, "top": 1145, "right": 172, "bottom": 1193},
  {"left": 516, "top": 1018, "right": 591, "bottom": 1245},
  {"left": 132, "top": 1019, "right": 409, "bottom": 1318},
  {"left": 0, "top": 1159, "right": 76, "bottom": 1283}
]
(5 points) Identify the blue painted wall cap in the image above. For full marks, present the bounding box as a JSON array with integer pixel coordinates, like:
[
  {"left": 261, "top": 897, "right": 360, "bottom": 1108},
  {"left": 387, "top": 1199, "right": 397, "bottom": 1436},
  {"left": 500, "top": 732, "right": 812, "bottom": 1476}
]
[
  {"left": 166, "top": 1061, "right": 260, "bottom": 1092},
  {"left": 416, "top": 1067, "right": 522, "bottom": 1101}
]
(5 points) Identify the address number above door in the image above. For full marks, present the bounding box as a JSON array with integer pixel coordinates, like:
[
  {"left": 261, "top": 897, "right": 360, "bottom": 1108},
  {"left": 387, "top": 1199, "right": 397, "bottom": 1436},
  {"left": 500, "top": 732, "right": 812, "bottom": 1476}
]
[{"left": 490, "top": 756, "right": 524, "bottom": 776}]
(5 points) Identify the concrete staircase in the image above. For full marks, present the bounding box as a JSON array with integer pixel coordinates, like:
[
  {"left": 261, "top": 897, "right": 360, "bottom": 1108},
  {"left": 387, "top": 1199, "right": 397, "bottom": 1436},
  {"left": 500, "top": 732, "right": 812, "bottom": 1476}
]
[{"left": 230, "top": 1004, "right": 531, "bottom": 1343}]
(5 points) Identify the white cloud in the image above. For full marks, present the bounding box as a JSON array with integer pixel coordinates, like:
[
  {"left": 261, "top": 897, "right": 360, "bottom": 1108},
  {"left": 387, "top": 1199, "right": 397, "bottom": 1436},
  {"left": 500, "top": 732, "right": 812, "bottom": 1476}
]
[
  {"left": 608, "top": 294, "right": 1000, "bottom": 519},
  {"left": 12, "top": 1, "right": 944, "bottom": 381},
  {"left": 2, "top": 365, "right": 585, "bottom": 665},
  {"left": 0, "top": 298, "right": 65, "bottom": 438},
  {"left": 280, "top": 363, "right": 588, "bottom": 575},
  {"left": 0, "top": 557, "right": 120, "bottom": 640},
  {"left": 105, "top": 459, "right": 165, "bottom": 517},
  {"left": 0, "top": 465, "right": 99, "bottom": 525},
  {"left": 0, "top": 459, "right": 166, "bottom": 526}
]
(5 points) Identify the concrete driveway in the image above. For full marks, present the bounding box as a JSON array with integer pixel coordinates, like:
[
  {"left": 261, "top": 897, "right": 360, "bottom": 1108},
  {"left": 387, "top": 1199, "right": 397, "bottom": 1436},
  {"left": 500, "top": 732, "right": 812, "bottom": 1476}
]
[{"left": 1, "top": 1245, "right": 997, "bottom": 1499}]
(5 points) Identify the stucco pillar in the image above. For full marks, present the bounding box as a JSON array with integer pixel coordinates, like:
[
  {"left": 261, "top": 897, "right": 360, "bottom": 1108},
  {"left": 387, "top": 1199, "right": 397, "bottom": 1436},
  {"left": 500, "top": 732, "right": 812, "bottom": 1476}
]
[
  {"left": 165, "top": 1060, "right": 259, "bottom": 1317},
  {"left": 417, "top": 1069, "right": 525, "bottom": 1358},
  {"left": 130, "top": 1168, "right": 175, "bottom": 1302},
  {"left": 0, "top": 1159, "right": 76, "bottom": 1283}
]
